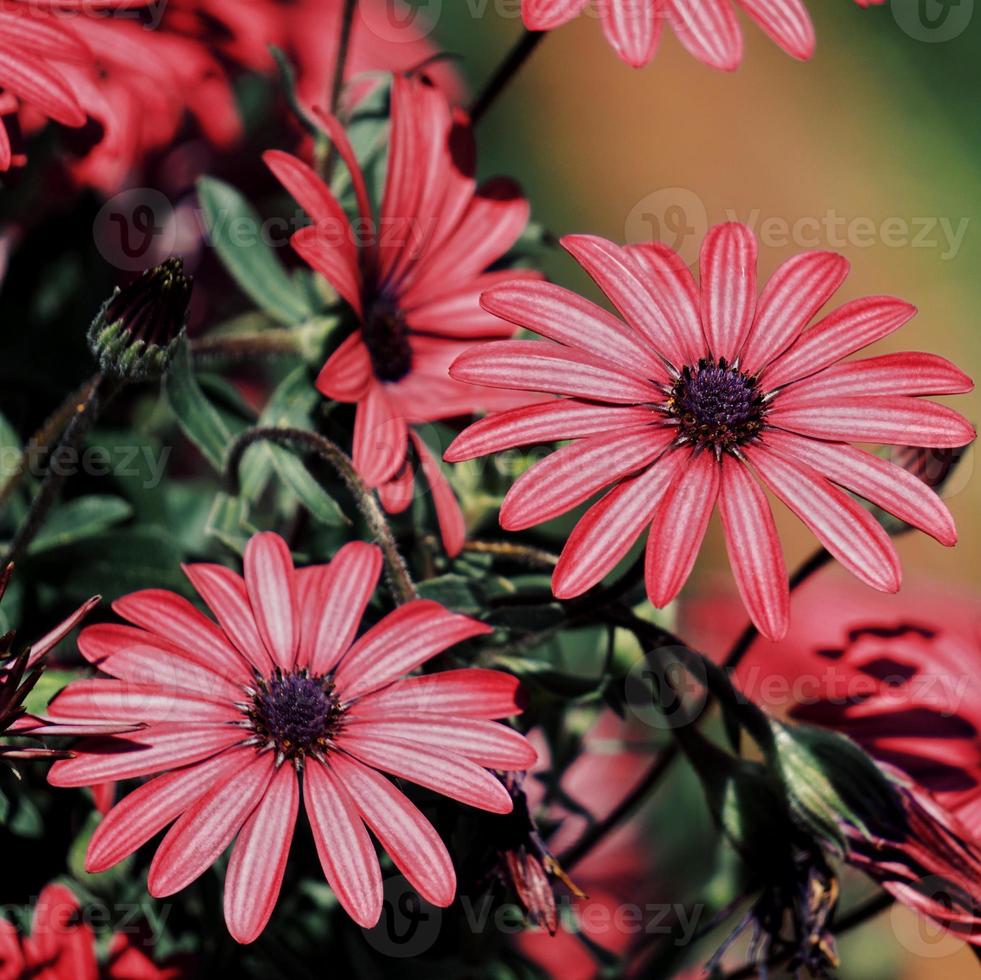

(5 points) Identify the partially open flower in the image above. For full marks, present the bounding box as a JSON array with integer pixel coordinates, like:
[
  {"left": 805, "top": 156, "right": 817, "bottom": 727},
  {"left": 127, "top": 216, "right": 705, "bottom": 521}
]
[{"left": 87, "top": 258, "right": 192, "bottom": 382}]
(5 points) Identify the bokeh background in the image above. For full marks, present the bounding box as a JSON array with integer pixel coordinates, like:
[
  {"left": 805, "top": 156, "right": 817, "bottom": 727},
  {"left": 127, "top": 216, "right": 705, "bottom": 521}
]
[{"left": 430, "top": 2, "right": 979, "bottom": 977}]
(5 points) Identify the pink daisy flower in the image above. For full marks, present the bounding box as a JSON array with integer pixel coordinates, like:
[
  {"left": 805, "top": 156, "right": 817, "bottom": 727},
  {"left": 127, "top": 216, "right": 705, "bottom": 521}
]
[
  {"left": 264, "top": 72, "right": 539, "bottom": 556},
  {"left": 445, "top": 223, "right": 975, "bottom": 641},
  {"left": 522, "top": 0, "right": 885, "bottom": 70},
  {"left": 46, "top": 532, "right": 536, "bottom": 944}
]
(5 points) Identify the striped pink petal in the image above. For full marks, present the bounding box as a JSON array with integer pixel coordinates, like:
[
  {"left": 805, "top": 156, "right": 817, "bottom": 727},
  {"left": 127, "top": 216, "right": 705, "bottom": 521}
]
[
  {"left": 346, "top": 715, "right": 537, "bottom": 769},
  {"left": 148, "top": 753, "right": 274, "bottom": 897},
  {"left": 645, "top": 450, "right": 721, "bottom": 607},
  {"left": 290, "top": 224, "right": 362, "bottom": 317},
  {"left": 182, "top": 563, "right": 274, "bottom": 673},
  {"left": 411, "top": 431, "right": 466, "bottom": 558},
  {"left": 500, "top": 425, "right": 673, "bottom": 530},
  {"left": 316, "top": 333, "right": 373, "bottom": 403},
  {"left": 224, "top": 763, "right": 298, "bottom": 943},
  {"left": 0, "top": 48, "right": 84, "bottom": 126},
  {"left": 48, "top": 723, "right": 245, "bottom": 787},
  {"left": 562, "top": 234, "right": 691, "bottom": 367},
  {"left": 763, "top": 429, "right": 957, "bottom": 547},
  {"left": 746, "top": 444, "right": 901, "bottom": 593},
  {"left": 769, "top": 395, "right": 975, "bottom": 448},
  {"left": 243, "top": 532, "right": 298, "bottom": 671},
  {"left": 717, "top": 455, "right": 789, "bottom": 641},
  {"left": 736, "top": 0, "right": 815, "bottom": 60},
  {"left": 329, "top": 754, "right": 456, "bottom": 908},
  {"left": 27, "top": 594, "right": 100, "bottom": 667},
  {"left": 777, "top": 352, "right": 974, "bottom": 403},
  {"left": 76, "top": 624, "right": 243, "bottom": 702},
  {"left": 444, "top": 401, "right": 654, "bottom": 463},
  {"left": 450, "top": 339, "right": 661, "bottom": 404},
  {"left": 522, "top": 0, "right": 590, "bottom": 30},
  {"left": 668, "top": 0, "right": 743, "bottom": 71},
  {"left": 699, "top": 222, "right": 758, "bottom": 360},
  {"left": 552, "top": 446, "right": 687, "bottom": 598},
  {"left": 334, "top": 600, "right": 492, "bottom": 701},
  {"left": 353, "top": 384, "right": 409, "bottom": 487},
  {"left": 340, "top": 732, "right": 513, "bottom": 813},
  {"left": 762, "top": 296, "right": 917, "bottom": 389},
  {"left": 480, "top": 278, "right": 665, "bottom": 379},
  {"left": 112, "top": 589, "right": 249, "bottom": 680},
  {"left": 48, "top": 680, "right": 240, "bottom": 725},
  {"left": 739, "top": 250, "right": 850, "bottom": 376},
  {"left": 600, "top": 0, "right": 662, "bottom": 66},
  {"left": 297, "top": 542, "right": 381, "bottom": 675},
  {"left": 86, "top": 749, "right": 250, "bottom": 873},
  {"left": 350, "top": 669, "right": 525, "bottom": 720},
  {"left": 304, "top": 760, "right": 382, "bottom": 927}
]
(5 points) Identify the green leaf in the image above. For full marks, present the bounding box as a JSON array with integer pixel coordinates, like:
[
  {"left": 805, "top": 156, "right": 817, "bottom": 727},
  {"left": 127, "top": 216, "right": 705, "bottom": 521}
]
[
  {"left": 205, "top": 492, "right": 258, "bottom": 555},
  {"left": 28, "top": 496, "right": 132, "bottom": 554},
  {"left": 0, "top": 409, "right": 21, "bottom": 484},
  {"left": 417, "top": 574, "right": 482, "bottom": 614},
  {"left": 164, "top": 340, "right": 233, "bottom": 471},
  {"left": 268, "top": 448, "right": 347, "bottom": 527},
  {"left": 197, "top": 176, "right": 314, "bottom": 325},
  {"left": 22, "top": 668, "right": 75, "bottom": 715}
]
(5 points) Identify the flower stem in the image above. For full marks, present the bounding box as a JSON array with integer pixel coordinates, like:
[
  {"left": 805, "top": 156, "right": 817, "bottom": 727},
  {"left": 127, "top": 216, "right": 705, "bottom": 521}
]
[
  {"left": 470, "top": 29, "right": 547, "bottom": 125},
  {"left": 462, "top": 539, "right": 558, "bottom": 568},
  {"left": 2, "top": 375, "right": 108, "bottom": 569},
  {"left": 223, "top": 427, "right": 416, "bottom": 604},
  {"left": 320, "top": 0, "right": 357, "bottom": 180}
]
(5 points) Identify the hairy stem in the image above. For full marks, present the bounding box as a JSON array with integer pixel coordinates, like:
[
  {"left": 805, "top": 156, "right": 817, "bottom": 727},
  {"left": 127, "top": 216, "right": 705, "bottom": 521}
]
[
  {"left": 470, "top": 29, "right": 547, "bottom": 124},
  {"left": 223, "top": 427, "right": 416, "bottom": 604},
  {"left": 3, "top": 376, "right": 108, "bottom": 568},
  {"left": 462, "top": 539, "right": 558, "bottom": 568},
  {"left": 321, "top": 0, "right": 357, "bottom": 179}
]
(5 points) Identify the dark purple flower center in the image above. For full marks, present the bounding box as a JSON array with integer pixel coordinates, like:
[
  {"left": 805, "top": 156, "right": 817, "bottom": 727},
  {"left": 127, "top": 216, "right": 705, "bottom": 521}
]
[
  {"left": 669, "top": 358, "right": 765, "bottom": 451},
  {"left": 248, "top": 670, "right": 343, "bottom": 762},
  {"left": 362, "top": 300, "right": 413, "bottom": 383}
]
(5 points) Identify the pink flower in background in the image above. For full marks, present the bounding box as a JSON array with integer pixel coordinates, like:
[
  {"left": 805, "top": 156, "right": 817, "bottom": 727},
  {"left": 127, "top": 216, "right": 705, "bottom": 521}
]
[
  {"left": 47, "top": 532, "right": 536, "bottom": 943},
  {"left": 267, "top": 72, "right": 539, "bottom": 556},
  {"left": 0, "top": 882, "right": 187, "bottom": 979},
  {"left": 446, "top": 223, "right": 974, "bottom": 640},
  {"left": 522, "top": 0, "right": 885, "bottom": 69},
  {"left": 683, "top": 574, "right": 981, "bottom": 945}
]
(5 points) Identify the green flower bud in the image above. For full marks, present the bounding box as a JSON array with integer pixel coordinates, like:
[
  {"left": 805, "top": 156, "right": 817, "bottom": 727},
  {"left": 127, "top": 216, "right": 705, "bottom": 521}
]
[{"left": 88, "top": 258, "right": 192, "bottom": 381}]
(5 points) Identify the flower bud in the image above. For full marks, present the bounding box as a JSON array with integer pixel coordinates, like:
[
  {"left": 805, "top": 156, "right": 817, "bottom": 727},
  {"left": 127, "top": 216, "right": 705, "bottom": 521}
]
[{"left": 88, "top": 258, "right": 192, "bottom": 381}]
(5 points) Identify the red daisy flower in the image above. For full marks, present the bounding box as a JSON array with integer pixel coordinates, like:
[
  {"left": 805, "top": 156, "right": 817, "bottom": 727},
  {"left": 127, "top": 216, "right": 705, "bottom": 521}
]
[
  {"left": 265, "top": 72, "right": 540, "bottom": 557},
  {"left": 0, "top": 882, "right": 188, "bottom": 979},
  {"left": 522, "top": 0, "right": 885, "bottom": 70},
  {"left": 445, "top": 223, "right": 975, "bottom": 641},
  {"left": 46, "top": 532, "right": 536, "bottom": 943}
]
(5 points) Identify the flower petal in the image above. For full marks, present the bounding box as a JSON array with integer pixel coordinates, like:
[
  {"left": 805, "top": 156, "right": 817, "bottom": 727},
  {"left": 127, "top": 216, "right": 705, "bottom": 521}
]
[
  {"left": 411, "top": 431, "right": 466, "bottom": 558},
  {"left": 736, "top": 0, "right": 815, "bottom": 60},
  {"left": 304, "top": 760, "right": 382, "bottom": 928},
  {"left": 645, "top": 451, "right": 721, "bottom": 607},
  {"left": 148, "top": 753, "right": 274, "bottom": 897},
  {"left": 316, "top": 333, "right": 373, "bottom": 403},
  {"left": 522, "top": 0, "right": 590, "bottom": 30},
  {"left": 552, "top": 447, "right": 686, "bottom": 598},
  {"left": 739, "top": 251, "right": 850, "bottom": 376},
  {"left": 668, "top": 0, "right": 743, "bottom": 71},
  {"left": 335, "top": 600, "right": 491, "bottom": 701},
  {"left": 746, "top": 443, "right": 901, "bottom": 593},
  {"left": 600, "top": 0, "right": 662, "bottom": 66},
  {"left": 501, "top": 426, "right": 673, "bottom": 531},
  {"left": 353, "top": 384, "right": 409, "bottom": 487},
  {"left": 224, "top": 764, "right": 298, "bottom": 943},
  {"left": 244, "top": 532, "right": 298, "bottom": 671},
  {"left": 328, "top": 754, "right": 456, "bottom": 908},
  {"left": 699, "top": 222, "right": 758, "bottom": 360},
  {"left": 717, "top": 455, "right": 789, "bottom": 641}
]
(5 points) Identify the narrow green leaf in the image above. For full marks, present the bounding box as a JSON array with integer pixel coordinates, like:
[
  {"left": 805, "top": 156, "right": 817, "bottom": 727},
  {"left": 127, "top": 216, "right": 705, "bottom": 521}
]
[
  {"left": 29, "top": 496, "right": 132, "bottom": 554},
  {"left": 197, "top": 176, "right": 314, "bottom": 325}
]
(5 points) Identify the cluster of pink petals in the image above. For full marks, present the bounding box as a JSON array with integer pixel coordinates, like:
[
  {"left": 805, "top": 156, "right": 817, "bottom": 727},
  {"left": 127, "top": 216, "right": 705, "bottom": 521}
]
[
  {"left": 523, "top": 0, "right": 885, "bottom": 69},
  {"left": 0, "top": 882, "right": 186, "bottom": 979},
  {"left": 446, "top": 222, "right": 975, "bottom": 640},
  {"left": 2, "top": 0, "right": 458, "bottom": 190},
  {"left": 46, "top": 532, "right": 536, "bottom": 943},
  {"left": 268, "top": 72, "right": 538, "bottom": 555}
]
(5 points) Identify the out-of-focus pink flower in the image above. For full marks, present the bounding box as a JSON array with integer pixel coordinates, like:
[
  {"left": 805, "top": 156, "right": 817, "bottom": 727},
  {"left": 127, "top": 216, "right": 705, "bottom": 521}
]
[
  {"left": 267, "top": 73, "right": 539, "bottom": 555},
  {"left": 682, "top": 572, "right": 981, "bottom": 945},
  {"left": 522, "top": 0, "right": 886, "bottom": 70},
  {"left": 48, "top": 532, "right": 536, "bottom": 943},
  {"left": 0, "top": 882, "right": 187, "bottom": 979}
]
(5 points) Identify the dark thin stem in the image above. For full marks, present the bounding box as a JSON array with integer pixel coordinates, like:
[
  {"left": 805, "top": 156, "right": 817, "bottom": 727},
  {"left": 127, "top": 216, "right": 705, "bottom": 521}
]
[
  {"left": 470, "top": 29, "right": 546, "bottom": 125},
  {"left": 321, "top": 0, "right": 357, "bottom": 180},
  {"left": 191, "top": 332, "right": 302, "bottom": 361},
  {"left": 223, "top": 427, "right": 416, "bottom": 604},
  {"left": 3, "top": 376, "right": 107, "bottom": 568},
  {"left": 558, "top": 546, "right": 831, "bottom": 870}
]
